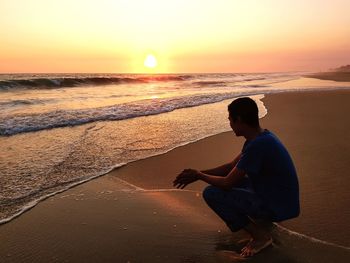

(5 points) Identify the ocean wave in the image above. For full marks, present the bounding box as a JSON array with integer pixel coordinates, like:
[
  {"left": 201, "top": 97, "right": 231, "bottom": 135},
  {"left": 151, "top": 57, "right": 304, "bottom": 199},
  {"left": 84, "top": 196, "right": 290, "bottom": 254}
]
[
  {"left": 0, "top": 92, "right": 248, "bottom": 136},
  {"left": 192, "top": 81, "right": 228, "bottom": 86},
  {"left": 0, "top": 73, "right": 302, "bottom": 91},
  {"left": 0, "top": 98, "right": 56, "bottom": 107},
  {"left": 0, "top": 75, "right": 192, "bottom": 90},
  {"left": 191, "top": 80, "right": 230, "bottom": 88}
]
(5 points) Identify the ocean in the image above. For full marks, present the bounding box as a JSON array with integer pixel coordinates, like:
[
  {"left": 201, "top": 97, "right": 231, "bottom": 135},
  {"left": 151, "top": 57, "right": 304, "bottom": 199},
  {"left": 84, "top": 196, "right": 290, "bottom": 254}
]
[{"left": 1, "top": 73, "right": 350, "bottom": 253}]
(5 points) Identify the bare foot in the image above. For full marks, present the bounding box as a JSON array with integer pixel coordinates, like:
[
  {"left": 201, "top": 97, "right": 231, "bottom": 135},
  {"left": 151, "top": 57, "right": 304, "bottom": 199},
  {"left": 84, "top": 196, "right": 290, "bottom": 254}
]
[{"left": 240, "top": 236, "right": 272, "bottom": 257}]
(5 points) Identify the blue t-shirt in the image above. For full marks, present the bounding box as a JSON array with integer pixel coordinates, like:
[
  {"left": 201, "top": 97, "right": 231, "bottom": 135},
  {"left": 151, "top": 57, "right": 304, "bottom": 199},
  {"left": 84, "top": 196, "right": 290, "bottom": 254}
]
[{"left": 236, "top": 130, "right": 300, "bottom": 222}]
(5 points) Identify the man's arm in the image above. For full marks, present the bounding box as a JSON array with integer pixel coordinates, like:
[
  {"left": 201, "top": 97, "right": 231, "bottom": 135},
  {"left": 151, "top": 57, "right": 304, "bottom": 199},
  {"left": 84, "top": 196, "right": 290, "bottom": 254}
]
[
  {"left": 173, "top": 166, "right": 246, "bottom": 191},
  {"left": 201, "top": 153, "right": 241, "bottom": 177},
  {"left": 197, "top": 166, "right": 246, "bottom": 191}
]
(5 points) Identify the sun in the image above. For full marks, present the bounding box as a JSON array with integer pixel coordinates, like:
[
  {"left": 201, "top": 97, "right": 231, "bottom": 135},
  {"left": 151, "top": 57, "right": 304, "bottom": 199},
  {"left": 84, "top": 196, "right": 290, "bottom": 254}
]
[{"left": 144, "top": 54, "right": 158, "bottom": 69}]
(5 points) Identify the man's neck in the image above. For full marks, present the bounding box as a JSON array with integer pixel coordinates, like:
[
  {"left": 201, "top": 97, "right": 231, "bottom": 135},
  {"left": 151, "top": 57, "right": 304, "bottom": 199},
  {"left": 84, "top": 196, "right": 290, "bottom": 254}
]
[{"left": 244, "top": 126, "right": 264, "bottom": 141}]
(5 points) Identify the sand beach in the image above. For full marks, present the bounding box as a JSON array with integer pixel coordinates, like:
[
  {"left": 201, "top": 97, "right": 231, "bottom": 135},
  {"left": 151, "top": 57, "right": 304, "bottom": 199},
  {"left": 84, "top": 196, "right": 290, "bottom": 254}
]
[{"left": 1, "top": 88, "right": 350, "bottom": 262}]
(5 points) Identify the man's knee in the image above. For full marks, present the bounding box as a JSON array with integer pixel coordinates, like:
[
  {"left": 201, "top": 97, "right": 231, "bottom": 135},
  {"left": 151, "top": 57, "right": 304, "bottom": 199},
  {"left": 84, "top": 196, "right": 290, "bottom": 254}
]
[{"left": 202, "top": 185, "right": 222, "bottom": 204}]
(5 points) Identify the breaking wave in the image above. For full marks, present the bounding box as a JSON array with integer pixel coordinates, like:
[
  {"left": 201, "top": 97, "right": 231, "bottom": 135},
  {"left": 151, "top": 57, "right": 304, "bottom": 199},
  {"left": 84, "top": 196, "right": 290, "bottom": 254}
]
[
  {"left": 0, "top": 91, "right": 254, "bottom": 136},
  {"left": 0, "top": 75, "right": 192, "bottom": 90}
]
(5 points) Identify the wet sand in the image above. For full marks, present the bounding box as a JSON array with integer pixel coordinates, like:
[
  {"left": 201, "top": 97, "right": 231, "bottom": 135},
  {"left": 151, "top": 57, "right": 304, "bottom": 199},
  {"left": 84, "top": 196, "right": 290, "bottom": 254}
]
[
  {"left": 0, "top": 90, "right": 350, "bottom": 262},
  {"left": 306, "top": 71, "right": 350, "bottom": 81}
]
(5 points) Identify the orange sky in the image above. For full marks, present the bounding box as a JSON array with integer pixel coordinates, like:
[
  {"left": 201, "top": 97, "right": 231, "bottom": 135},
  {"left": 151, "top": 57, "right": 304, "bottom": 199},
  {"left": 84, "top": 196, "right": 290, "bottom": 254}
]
[{"left": 1, "top": 0, "right": 349, "bottom": 73}]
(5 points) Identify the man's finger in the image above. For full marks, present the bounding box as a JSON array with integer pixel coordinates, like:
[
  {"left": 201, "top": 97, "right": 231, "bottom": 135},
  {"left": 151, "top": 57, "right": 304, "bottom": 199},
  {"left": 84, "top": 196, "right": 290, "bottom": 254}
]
[
  {"left": 174, "top": 178, "right": 184, "bottom": 184},
  {"left": 175, "top": 182, "right": 183, "bottom": 189},
  {"left": 174, "top": 182, "right": 182, "bottom": 188}
]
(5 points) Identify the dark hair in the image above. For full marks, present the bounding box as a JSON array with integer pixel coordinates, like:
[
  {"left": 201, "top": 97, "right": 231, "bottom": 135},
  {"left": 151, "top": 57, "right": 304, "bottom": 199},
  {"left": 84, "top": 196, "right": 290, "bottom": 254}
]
[{"left": 228, "top": 97, "right": 259, "bottom": 127}]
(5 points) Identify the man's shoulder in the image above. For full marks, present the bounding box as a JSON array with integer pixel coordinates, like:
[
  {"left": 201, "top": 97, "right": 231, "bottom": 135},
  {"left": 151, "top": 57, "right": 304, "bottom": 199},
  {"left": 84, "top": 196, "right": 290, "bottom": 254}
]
[
  {"left": 243, "top": 130, "right": 282, "bottom": 152},
  {"left": 249, "top": 130, "right": 278, "bottom": 145}
]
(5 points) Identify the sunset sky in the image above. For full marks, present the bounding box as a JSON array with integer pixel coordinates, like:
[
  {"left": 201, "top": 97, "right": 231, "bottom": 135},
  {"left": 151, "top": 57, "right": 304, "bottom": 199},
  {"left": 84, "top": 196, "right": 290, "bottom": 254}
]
[{"left": 1, "top": 0, "right": 350, "bottom": 73}]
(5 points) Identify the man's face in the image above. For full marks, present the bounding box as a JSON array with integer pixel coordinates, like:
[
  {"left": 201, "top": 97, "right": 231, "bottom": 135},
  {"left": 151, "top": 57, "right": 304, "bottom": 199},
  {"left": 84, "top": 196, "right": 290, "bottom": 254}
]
[{"left": 228, "top": 115, "right": 243, "bottom": 136}]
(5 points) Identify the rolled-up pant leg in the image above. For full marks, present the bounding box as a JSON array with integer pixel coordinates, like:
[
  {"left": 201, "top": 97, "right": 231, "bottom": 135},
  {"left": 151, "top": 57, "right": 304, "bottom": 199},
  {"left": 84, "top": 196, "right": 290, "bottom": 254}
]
[{"left": 202, "top": 185, "right": 266, "bottom": 232}]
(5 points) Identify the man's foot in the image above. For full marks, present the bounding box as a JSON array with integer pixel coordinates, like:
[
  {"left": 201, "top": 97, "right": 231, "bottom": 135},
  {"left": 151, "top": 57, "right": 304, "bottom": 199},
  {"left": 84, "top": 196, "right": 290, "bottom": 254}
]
[{"left": 240, "top": 236, "right": 272, "bottom": 257}]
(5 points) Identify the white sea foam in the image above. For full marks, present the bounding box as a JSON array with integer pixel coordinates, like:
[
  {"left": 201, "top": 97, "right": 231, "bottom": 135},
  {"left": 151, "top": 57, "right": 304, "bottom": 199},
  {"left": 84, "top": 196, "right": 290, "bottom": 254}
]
[
  {"left": 0, "top": 92, "right": 267, "bottom": 136},
  {"left": 0, "top": 162, "right": 127, "bottom": 225}
]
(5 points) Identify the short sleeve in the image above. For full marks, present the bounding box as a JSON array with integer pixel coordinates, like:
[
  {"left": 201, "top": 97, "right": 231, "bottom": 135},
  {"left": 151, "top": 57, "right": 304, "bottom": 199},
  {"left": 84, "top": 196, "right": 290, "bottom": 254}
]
[{"left": 236, "top": 142, "right": 263, "bottom": 176}]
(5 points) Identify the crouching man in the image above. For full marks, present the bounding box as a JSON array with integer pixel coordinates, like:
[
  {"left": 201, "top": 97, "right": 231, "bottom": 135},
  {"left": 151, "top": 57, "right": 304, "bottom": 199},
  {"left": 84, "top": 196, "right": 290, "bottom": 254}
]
[{"left": 173, "top": 97, "right": 300, "bottom": 257}]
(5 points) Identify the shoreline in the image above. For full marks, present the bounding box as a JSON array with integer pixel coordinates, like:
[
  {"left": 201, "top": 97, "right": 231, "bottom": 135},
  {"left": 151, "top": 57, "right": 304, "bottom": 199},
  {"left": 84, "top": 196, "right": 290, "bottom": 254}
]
[{"left": 1, "top": 89, "right": 350, "bottom": 262}]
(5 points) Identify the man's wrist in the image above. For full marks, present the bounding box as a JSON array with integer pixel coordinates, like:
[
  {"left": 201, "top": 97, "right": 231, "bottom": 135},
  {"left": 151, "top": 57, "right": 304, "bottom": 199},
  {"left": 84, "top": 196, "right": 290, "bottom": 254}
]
[{"left": 197, "top": 171, "right": 206, "bottom": 181}]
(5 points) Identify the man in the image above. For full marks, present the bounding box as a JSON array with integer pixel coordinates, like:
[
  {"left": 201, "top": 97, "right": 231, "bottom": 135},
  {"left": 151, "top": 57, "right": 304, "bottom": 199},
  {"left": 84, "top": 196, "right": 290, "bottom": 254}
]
[{"left": 173, "top": 97, "right": 300, "bottom": 257}]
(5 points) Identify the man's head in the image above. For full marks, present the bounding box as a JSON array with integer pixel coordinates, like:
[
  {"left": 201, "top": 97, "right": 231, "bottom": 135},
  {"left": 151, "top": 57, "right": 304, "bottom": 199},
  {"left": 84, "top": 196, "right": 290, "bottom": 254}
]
[{"left": 228, "top": 97, "right": 259, "bottom": 136}]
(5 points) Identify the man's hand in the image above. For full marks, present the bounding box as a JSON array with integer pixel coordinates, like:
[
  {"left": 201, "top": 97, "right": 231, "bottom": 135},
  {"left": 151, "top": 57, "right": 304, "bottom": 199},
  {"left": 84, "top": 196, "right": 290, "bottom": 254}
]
[{"left": 173, "top": 169, "right": 200, "bottom": 189}]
